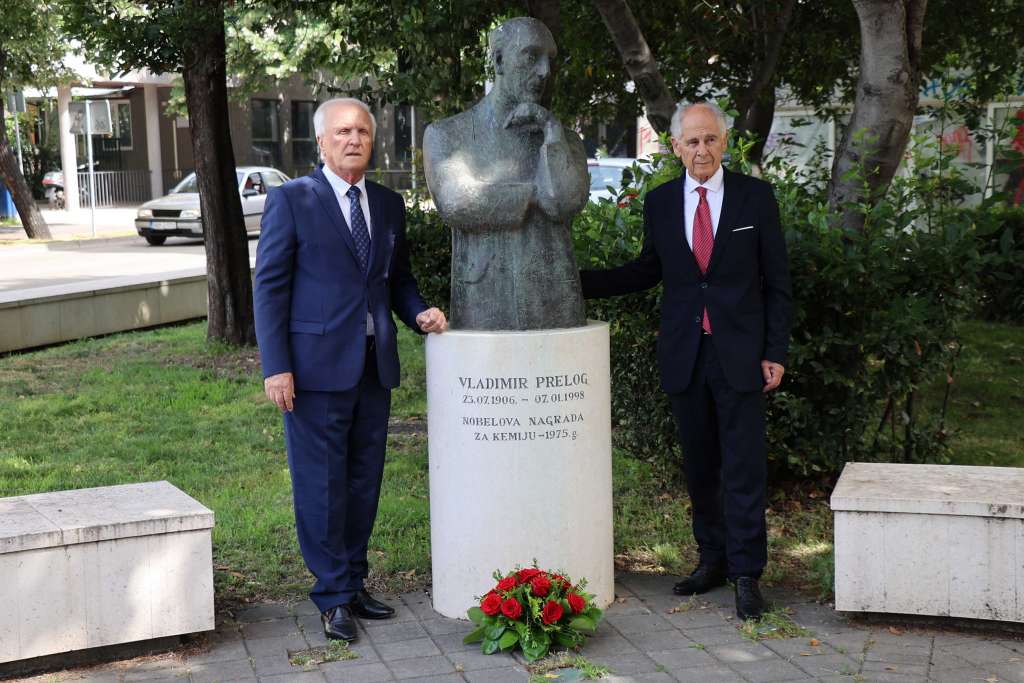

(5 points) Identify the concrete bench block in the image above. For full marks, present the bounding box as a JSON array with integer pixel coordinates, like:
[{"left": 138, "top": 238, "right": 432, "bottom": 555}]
[
  {"left": 831, "top": 462, "right": 1024, "bottom": 622},
  {"left": 0, "top": 481, "right": 215, "bottom": 663}
]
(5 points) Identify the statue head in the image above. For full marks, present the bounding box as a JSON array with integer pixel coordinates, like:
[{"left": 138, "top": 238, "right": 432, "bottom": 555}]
[{"left": 488, "top": 17, "right": 557, "bottom": 107}]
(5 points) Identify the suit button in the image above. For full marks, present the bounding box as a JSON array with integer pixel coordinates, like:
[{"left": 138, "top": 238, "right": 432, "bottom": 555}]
[
  {"left": 694, "top": 316, "right": 701, "bottom": 323},
  {"left": 700, "top": 282, "right": 708, "bottom": 289}
]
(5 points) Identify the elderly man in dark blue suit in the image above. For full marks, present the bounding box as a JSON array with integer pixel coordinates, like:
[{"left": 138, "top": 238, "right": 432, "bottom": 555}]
[
  {"left": 254, "top": 97, "right": 446, "bottom": 642},
  {"left": 581, "top": 101, "right": 792, "bottom": 621}
]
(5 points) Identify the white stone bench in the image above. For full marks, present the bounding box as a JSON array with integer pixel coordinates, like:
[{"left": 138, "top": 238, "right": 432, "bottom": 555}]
[
  {"left": 831, "top": 462, "right": 1024, "bottom": 623},
  {"left": 0, "top": 481, "right": 215, "bottom": 664}
]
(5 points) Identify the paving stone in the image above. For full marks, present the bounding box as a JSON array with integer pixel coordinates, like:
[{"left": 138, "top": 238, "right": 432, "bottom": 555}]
[
  {"left": 252, "top": 654, "right": 309, "bottom": 677},
  {"left": 242, "top": 617, "right": 303, "bottom": 640},
  {"left": 290, "top": 601, "right": 321, "bottom": 617},
  {"left": 667, "top": 664, "right": 747, "bottom": 682},
  {"left": 928, "top": 665, "right": 1002, "bottom": 683},
  {"left": 613, "top": 580, "right": 637, "bottom": 597},
  {"left": 585, "top": 651, "right": 661, "bottom": 676},
  {"left": 432, "top": 633, "right": 481, "bottom": 654},
  {"left": 386, "top": 654, "right": 457, "bottom": 680},
  {"left": 446, "top": 650, "right": 516, "bottom": 672},
  {"left": 420, "top": 617, "right": 472, "bottom": 637},
  {"left": 260, "top": 671, "right": 327, "bottom": 682},
  {"left": 604, "top": 595, "right": 657, "bottom": 617},
  {"left": 462, "top": 666, "right": 530, "bottom": 682},
  {"left": 664, "top": 607, "right": 730, "bottom": 630},
  {"left": 618, "top": 573, "right": 677, "bottom": 597},
  {"left": 320, "top": 661, "right": 394, "bottom": 682},
  {"left": 236, "top": 603, "right": 293, "bottom": 623},
  {"left": 861, "top": 660, "right": 928, "bottom": 677},
  {"left": 862, "top": 649, "right": 932, "bottom": 665},
  {"left": 576, "top": 633, "right": 641, "bottom": 658},
  {"left": 365, "top": 621, "right": 430, "bottom": 644},
  {"left": 375, "top": 638, "right": 442, "bottom": 661},
  {"left": 728, "top": 658, "right": 815, "bottom": 682},
  {"left": 788, "top": 653, "right": 859, "bottom": 678},
  {"left": 626, "top": 628, "right": 693, "bottom": 652},
  {"left": 943, "top": 640, "right": 1021, "bottom": 667},
  {"left": 606, "top": 613, "right": 675, "bottom": 635},
  {"left": 123, "top": 667, "right": 190, "bottom": 682},
  {"left": 75, "top": 675, "right": 121, "bottom": 683},
  {"left": 929, "top": 649, "right": 972, "bottom": 670},
  {"left": 707, "top": 641, "right": 778, "bottom": 664},
  {"left": 647, "top": 646, "right": 718, "bottom": 670},
  {"left": 399, "top": 592, "right": 438, "bottom": 620},
  {"left": 244, "top": 634, "right": 311, "bottom": 659},
  {"left": 761, "top": 637, "right": 833, "bottom": 658},
  {"left": 608, "top": 673, "right": 674, "bottom": 682},
  {"left": 188, "top": 659, "right": 257, "bottom": 683},
  {"left": 385, "top": 602, "right": 422, "bottom": 624},
  {"left": 400, "top": 675, "right": 463, "bottom": 683},
  {"left": 989, "top": 662, "right": 1024, "bottom": 683},
  {"left": 680, "top": 625, "right": 747, "bottom": 647},
  {"left": 186, "top": 638, "right": 250, "bottom": 665}
]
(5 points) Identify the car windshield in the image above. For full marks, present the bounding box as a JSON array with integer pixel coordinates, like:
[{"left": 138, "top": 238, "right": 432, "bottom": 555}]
[
  {"left": 172, "top": 171, "right": 245, "bottom": 193},
  {"left": 588, "top": 166, "right": 627, "bottom": 192}
]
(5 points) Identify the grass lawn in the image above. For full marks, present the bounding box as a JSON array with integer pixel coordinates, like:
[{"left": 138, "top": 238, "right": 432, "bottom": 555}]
[{"left": 1, "top": 319, "right": 1020, "bottom": 607}]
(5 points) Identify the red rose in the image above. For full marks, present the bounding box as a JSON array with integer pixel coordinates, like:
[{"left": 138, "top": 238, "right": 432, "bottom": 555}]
[
  {"left": 531, "top": 575, "right": 552, "bottom": 597},
  {"left": 501, "top": 597, "right": 523, "bottom": 620},
  {"left": 481, "top": 592, "right": 502, "bottom": 616},
  {"left": 496, "top": 576, "right": 517, "bottom": 592},
  {"left": 567, "top": 592, "right": 586, "bottom": 614},
  {"left": 552, "top": 574, "right": 572, "bottom": 590},
  {"left": 517, "top": 568, "right": 542, "bottom": 582},
  {"left": 542, "top": 600, "right": 564, "bottom": 625}
]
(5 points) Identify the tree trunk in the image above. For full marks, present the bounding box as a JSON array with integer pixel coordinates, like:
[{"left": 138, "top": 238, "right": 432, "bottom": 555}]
[
  {"left": 827, "top": 0, "right": 927, "bottom": 232},
  {"left": 0, "top": 56, "right": 52, "bottom": 239},
  {"left": 592, "top": 0, "right": 676, "bottom": 135},
  {"left": 733, "top": 0, "right": 795, "bottom": 167},
  {"left": 182, "top": 3, "right": 255, "bottom": 346},
  {"left": 526, "top": 0, "right": 562, "bottom": 44}
]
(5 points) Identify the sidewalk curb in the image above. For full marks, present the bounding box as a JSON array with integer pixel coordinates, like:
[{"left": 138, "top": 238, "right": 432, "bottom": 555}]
[{"left": 0, "top": 234, "right": 142, "bottom": 252}]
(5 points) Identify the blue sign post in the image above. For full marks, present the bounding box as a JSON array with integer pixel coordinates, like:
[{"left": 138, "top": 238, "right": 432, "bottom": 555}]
[{"left": 0, "top": 183, "right": 16, "bottom": 219}]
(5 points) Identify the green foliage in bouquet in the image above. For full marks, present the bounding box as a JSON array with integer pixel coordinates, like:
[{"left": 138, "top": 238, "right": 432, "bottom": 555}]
[{"left": 463, "top": 565, "right": 604, "bottom": 661}]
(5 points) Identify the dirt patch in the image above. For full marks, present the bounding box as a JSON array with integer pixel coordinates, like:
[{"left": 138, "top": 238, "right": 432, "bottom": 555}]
[{"left": 165, "top": 347, "right": 263, "bottom": 382}]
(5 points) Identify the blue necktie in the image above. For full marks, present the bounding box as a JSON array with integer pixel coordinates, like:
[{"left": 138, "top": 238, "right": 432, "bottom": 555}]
[{"left": 346, "top": 185, "right": 371, "bottom": 273}]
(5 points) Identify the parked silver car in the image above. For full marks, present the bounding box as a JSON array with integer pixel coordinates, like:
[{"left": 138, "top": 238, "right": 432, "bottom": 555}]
[
  {"left": 134, "top": 166, "right": 290, "bottom": 245},
  {"left": 587, "top": 157, "right": 652, "bottom": 203}
]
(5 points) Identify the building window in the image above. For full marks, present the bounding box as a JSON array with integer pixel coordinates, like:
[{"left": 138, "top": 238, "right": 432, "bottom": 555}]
[
  {"left": 292, "top": 100, "right": 318, "bottom": 174},
  {"left": 101, "top": 100, "right": 132, "bottom": 151},
  {"left": 251, "top": 98, "right": 282, "bottom": 168}
]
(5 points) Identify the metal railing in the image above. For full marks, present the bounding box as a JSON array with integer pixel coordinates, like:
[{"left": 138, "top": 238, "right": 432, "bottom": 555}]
[{"left": 77, "top": 170, "right": 152, "bottom": 207}]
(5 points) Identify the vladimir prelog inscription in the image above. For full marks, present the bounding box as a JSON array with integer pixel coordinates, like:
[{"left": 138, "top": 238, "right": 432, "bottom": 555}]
[{"left": 456, "top": 372, "right": 590, "bottom": 442}]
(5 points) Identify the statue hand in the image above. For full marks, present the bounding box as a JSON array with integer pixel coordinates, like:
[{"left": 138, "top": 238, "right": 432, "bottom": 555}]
[{"left": 503, "top": 103, "right": 554, "bottom": 133}]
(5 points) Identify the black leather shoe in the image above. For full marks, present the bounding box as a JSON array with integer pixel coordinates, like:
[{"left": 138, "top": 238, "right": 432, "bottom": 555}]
[
  {"left": 672, "top": 562, "right": 727, "bottom": 595},
  {"left": 321, "top": 605, "right": 358, "bottom": 641},
  {"left": 734, "top": 576, "right": 765, "bottom": 621},
  {"left": 349, "top": 589, "right": 395, "bottom": 620}
]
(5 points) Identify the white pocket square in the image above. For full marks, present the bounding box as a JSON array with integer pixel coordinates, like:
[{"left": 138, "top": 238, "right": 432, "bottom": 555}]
[{"left": 732, "top": 225, "right": 755, "bottom": 232}]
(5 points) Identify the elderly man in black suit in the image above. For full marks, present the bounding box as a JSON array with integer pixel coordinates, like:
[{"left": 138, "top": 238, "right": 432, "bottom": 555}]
[{"left": 581, "top": 101, "right": 792, "bottom": 621}]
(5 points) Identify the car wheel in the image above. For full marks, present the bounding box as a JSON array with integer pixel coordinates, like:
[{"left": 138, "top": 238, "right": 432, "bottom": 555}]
[{"left": 145, "top": 235, "right": 168, "bottom": 246}]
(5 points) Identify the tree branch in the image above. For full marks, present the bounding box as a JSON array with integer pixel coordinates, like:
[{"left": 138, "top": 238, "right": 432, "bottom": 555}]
[{"left": 592, "top": 0, "right": 676, "bottom": 135}]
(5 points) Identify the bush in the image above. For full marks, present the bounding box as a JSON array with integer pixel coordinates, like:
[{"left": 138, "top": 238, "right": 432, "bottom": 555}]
[
  {"left": 405, "top": 195, "right": 452, "bottom": 312},
  {"left": 974, "top": 206, "right": 1024, "bottom": 321}
]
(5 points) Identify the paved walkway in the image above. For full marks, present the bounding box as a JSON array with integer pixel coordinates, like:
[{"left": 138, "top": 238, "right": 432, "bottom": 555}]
[
  {"left": 15, "top": 574, "right": 1024, "bottom": 683},
  {"left": 0, "top": 207, "right": 140, "bottom": 244}
]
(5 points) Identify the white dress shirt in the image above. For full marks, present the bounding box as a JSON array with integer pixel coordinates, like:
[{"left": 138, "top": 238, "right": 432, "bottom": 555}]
[
  {"left": 322, "top": 165, "right": 375, "bottom": 336},
  {"left": 683, "top": 166, "right": 725, "bottom": 249}
]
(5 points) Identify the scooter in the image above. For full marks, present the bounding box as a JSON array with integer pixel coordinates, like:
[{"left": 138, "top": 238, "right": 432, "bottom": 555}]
[{"left": 42, "top": 171, "right": 65, "bottom": 209}]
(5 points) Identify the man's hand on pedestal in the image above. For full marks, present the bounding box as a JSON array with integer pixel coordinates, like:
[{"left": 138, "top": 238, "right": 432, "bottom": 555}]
[
  {"left": 417, "top": 307, "right": 448, "bottom": 333},
  {"left": 265, "top": 372, "right": 295, "bottom": 412}
]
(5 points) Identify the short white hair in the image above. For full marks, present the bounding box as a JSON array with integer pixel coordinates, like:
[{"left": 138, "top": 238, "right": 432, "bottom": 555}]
[
  {"left": 670, "top": 101, "right": 728, "bottom": 139},
  {"left": 313, "top": 98, "right": 377, "bottom": 138}
]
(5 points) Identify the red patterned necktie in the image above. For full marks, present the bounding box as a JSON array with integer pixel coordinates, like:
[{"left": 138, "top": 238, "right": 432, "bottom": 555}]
[{"left": 692, "top": 186, "right": 713, "bottom": 334}]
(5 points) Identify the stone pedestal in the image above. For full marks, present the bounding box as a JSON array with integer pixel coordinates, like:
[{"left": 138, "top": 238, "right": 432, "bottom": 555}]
[
  {"left": 0, "top": 481, "right": 215, "bottom": 664},
  {"left": 426, "top": 322, "right": 614, "bottom": 618},
  {"left": 832, "top": 462, "right": 1024, "bottom": 622}
]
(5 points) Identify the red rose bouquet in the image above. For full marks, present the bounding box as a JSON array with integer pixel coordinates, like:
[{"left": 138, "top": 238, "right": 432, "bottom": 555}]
[{"left": 464, "top": 564, "right": 604, "bottom": 661}]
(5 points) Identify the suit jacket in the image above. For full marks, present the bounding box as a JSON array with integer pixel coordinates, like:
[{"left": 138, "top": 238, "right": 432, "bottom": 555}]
[
  {"left": 581, "top": 168, "right": 792, "bottom": 393},
  {"left": 254, "top": 166, "right": 427, "bottom": 392}
]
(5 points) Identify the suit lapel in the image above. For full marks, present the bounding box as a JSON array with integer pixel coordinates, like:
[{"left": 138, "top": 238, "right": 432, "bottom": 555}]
[
  {"left": 664, "top": 177, "right": 700, "bottom": 276},
  {"left": 366, "top": 180, "right": 387, "bottom": 274},
  {"left": 310, "top": 166, "right": 361, "bottom": 269},
  {"left": 707, "top": 169, "right": 744, "bottom": 276}
]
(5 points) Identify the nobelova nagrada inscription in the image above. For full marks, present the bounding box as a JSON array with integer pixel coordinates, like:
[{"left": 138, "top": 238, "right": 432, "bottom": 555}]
[{"left": 457, "top": 372, "right": 589, "bottom": 441}]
